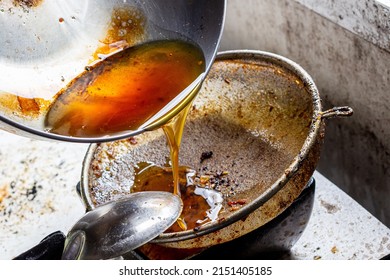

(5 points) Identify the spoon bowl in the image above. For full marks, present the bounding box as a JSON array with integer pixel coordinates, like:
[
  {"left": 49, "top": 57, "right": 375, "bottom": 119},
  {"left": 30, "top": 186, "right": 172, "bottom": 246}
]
[{"left": 62, "top": 191, "right": 182, "bottom": 260}]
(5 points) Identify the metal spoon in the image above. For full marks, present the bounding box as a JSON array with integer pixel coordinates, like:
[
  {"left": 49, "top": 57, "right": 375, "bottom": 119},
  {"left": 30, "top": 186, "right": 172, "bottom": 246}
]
[{"left": 61, "top": 191, "right": 182, "bottom": 260}]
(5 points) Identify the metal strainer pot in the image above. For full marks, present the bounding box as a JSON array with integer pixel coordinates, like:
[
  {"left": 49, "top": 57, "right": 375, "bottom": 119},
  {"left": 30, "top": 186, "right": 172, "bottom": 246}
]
[{"left": 78, "top": 50, "right": 353, "bottom": 254}]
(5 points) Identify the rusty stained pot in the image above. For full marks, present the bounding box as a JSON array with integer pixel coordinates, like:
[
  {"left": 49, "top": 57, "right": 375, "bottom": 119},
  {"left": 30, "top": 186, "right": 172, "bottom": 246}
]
[{"left": 78, "top": 50, "right": 352, "bottom": 254}]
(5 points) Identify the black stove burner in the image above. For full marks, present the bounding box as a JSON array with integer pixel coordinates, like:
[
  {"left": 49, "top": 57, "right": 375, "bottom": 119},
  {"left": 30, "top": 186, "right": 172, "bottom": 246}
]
[{"left": 192, "top": 177, "right": 316, "bottom": 259}]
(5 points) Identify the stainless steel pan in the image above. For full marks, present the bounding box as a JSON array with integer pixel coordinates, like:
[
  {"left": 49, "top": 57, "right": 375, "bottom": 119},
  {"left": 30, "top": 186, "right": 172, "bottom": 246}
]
[{"left": 0, "top": 0, "right": 225, "bottom": 142}]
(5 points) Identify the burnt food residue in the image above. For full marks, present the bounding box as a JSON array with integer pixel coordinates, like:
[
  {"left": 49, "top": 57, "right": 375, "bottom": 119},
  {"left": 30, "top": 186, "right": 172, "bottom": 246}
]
[{"left": 12, "top": 0, "right": 43, "bottom": 8}]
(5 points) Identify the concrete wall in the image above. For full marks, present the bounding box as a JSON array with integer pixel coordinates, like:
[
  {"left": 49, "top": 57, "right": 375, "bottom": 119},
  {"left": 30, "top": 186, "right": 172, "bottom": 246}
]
[{"left": 219, "top": 0, "right": 390, "bottom": 226}]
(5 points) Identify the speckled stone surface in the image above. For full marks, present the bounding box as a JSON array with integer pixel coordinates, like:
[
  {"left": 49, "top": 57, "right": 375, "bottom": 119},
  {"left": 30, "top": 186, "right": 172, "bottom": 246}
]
[
  {"left": 0, "top": 130, "right": 389, "bottom": 260},
  {"left": 0, "top": 130, "right": 87, "bottom": 259},
  {"left": 294, "top": 0, "right": 390, "bottom": 51},
  {"left": 288, "top": 172, "right": 390, "bottom": 260}
]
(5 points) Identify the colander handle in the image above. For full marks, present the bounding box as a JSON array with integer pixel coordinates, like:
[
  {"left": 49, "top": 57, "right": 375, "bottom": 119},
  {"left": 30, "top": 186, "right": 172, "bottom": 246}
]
[{"left": 320, "top": 106, "right": 353, "bottom": 119}]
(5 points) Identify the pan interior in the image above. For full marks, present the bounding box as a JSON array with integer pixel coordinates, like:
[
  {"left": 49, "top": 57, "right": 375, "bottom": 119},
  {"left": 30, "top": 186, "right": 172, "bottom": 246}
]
[{"left": 86, "top": 56, "right": 313, "bottom": 234}]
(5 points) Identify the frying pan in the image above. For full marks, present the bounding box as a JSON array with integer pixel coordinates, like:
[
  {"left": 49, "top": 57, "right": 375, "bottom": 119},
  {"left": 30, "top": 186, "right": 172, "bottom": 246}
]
[{"left": 79, "top": 50, "right": 352, "bottom": 253}]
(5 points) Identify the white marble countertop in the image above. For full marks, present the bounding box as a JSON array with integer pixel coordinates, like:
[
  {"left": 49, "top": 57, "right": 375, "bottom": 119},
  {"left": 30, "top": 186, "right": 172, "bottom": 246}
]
[
  {"left": 0, "top": 130, "right": 389, "bottom": 260},
  {"left": 289, "top": 172, "right": 390, "bottom": 260}
]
